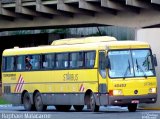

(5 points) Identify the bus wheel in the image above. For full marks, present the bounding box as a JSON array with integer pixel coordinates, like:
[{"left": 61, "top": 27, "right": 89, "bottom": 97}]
[
  {"left": 23, "top": 92, "right": 35, "bottom": 111},
  {"left": 73, "top": 105, "right": 84, "bottom": 112},
  {"left": 34, "top": 92, "right": 47, "bottom": 111},
  {"left": 128, "top": 104, "right": 137, "bottom": 112},
  {"left": 55, "top": 105, "right": 71, "bottom": 111},
  {"left": 89, "top": 93, "right": 99, "bottom": 112}
]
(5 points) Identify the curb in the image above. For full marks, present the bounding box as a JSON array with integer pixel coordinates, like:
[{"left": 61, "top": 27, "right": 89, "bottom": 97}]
[
  {"left": 0, "top": 104, "right": 12, "bottom": 108},
  {"left": 138, "top": 107, "right": 160, "bottom": 110}
]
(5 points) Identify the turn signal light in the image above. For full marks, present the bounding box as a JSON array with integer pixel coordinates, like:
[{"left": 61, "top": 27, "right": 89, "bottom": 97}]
[{"left": 109, "top": 90, "right": 113, "bottom": 96}]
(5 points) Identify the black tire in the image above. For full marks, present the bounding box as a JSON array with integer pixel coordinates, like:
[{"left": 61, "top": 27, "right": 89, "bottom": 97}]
[
  {"left": 128, "top": 104, "right": 137, "bottom": 112},
  {"left": 34, "top": 92, "right": 47, "bottom": 111},
  {"left": 23, "top": 92, "right": 35, "bottom": 111},
  {"left": 55, "top": 105, "right": 71, "bottom": 112},
  {"left": 89, "top": 93, "right": 99, "bottom": 112},
  {"left": 73, "top": 105, "right": 84, "bottom": 112}
]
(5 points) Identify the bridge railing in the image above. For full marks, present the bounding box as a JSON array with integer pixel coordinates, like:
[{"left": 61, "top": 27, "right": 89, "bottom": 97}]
[
  {"left": 0, "top": 0, "right": 15, "bottom": 3},
  {"left": 0, "top": 0, "right": 37, "bottom": 3}
]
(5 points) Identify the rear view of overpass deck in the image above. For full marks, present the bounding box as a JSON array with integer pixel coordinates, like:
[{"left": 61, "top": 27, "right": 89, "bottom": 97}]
[
  {"left": 1, "top": 0, "right": 160, "bottom": 30},
  {"left": 0, "top": 0, "right": 160, "bottom": 109}
]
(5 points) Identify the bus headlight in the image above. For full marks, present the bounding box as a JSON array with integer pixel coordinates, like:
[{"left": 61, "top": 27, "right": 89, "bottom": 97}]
[
  {"left": 149, "top": 88, "right": 156, "bottom": 93},
  {"left": 113, "top": 90, "right": 123, "bottom": 95}
]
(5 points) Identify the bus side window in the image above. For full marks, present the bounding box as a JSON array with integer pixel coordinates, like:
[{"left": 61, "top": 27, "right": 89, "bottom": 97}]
[
  {"left": 25, "top": 56, "right": 32, "bottom": 70},
  {"left": 56, "top": 54, "right": 59, "bottom": 68},
  {"left": 42, "top": 55, "right": 48, "bottom": 69},
  {"left": 99, "top": 51, "right": 106, "bottom": 78},
  {"left": 32, "top": 55, "right": 40, "bottom": 70},
  {"left": 70, "top": 52, "right": 78, "bottom": 68},
  {"left": 56, "top": 53, "right": 63, "bottom": 69},
  {"left": 85, "top": 51, "right": 96, "bottom": 68},
  {"left": 25, "top": 55, "right": 40, "bottom": 70},
  {"left": 17, "top": 56, "right": 25, "bottom": 70},
  {"left": 78, "top": 52, "right": 84, "bottom": 68},
  {"left": 56, "top": 53, "right": 69, "bottom": 69},
  {"left": 5, "top": 56, "right": 16, "bottom": 71},
  {"left": 63, "top": 53, "right": 69, "bottom": 68},
  {"left": 70, "top": 52, "right": 84, "bottom": 69},
  {"left": 42, "top": 54, "right": 55, "bottom": 69}
]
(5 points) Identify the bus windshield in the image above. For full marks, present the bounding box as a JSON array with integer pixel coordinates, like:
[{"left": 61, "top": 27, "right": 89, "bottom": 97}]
[{"left": 108, "top": 49, "right": 155, "bottom": 78}]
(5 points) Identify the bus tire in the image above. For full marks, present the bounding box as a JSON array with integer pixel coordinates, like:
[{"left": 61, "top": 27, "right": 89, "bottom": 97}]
[
  {"left": 73, "top": 105, "right": 84, "bottom": 112},
  {"left": 23, "top": 92, "right": 35, "bottom": 111},
  {"left": 128, "top": 104, "right": 137, "bottom": 112},
  {"left": 34, "top": 92, "right": 47, "bottom": 111},
  {"left": 89, "top": 92, "right": 99, "bottom": 112}
]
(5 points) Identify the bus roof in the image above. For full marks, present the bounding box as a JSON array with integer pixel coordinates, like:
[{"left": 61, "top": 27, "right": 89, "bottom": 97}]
[
  {"left": 51, "top": 36, "right": 117, "bottom": 45},
  {"left": 2, "top": 37, "right": 150, "bottom": 56}
]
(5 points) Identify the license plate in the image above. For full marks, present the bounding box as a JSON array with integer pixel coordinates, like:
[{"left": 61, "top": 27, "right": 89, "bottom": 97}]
[{"left": 131, "top": 100, "right": 139, "bottom": 104}]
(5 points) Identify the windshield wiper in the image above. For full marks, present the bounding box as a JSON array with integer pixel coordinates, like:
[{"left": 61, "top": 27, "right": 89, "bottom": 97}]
[
  {"left": 136, "top": 59, "right": 147, "bottom": 78},
  {"left": 123, "top": 60, "right": 131, "bottom": 79}
]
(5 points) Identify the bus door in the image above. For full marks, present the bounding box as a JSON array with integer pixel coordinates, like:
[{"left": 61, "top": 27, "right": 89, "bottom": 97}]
[{"left": 98, "top": 51, "right": 109, "bottom": 105}]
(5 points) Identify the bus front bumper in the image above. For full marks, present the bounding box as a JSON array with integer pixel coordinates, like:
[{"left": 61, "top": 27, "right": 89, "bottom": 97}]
[{"left": 109, "top": 94, "right": 157, "bottom": 106}]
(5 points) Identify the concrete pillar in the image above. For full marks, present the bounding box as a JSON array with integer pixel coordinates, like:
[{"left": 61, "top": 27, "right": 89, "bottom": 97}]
[{"left": 136, "top": 28, "right": 160, "bottom": 109}]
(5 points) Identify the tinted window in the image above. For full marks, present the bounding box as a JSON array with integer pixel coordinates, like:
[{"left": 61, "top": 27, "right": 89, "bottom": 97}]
[
  {"left": 99, "top": 51, "right": 106, "bottom": 78},
  {"left": 25, "top": 55, "right": 40, "bottom": 70},
  {"left": 85, "top": 51, "right": 95, "bottom": 68},
  {"left": 56, "top": 53, "right": 69, "bottom": 69},
  {"left": 4, "top": 56, "right": 15, "bottom": 71},
  {"left": 42, "top": 54, "right": 55, "bottom": 69},
  {"left": 17, "top": 56, "right": 25, "bottom": 70},
  {"left": 70, "top": 52, "right": 84, "bottom": 68}
]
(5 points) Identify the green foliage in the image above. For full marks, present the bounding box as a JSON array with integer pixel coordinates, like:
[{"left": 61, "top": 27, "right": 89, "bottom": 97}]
[{"left": 0, "top": 97, "right": 10, "bottom": 104}]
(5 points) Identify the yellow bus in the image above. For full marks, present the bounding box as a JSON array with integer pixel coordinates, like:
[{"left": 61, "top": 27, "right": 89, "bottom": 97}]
[{"left": 1, "top": 36, "right": 157, "bottom": 112}]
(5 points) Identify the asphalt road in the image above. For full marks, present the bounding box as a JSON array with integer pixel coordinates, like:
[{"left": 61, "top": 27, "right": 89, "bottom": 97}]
[{"left": 0, "top": 105, "right": 160, "bottom": 119}]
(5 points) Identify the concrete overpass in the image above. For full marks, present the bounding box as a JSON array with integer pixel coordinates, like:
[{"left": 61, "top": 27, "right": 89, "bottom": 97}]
[
  {"left": 0, "top": 0, "right": 160, "bottom": 30},
  {"left": 0, "top": 0, "right": 160, "bottom": 110}
]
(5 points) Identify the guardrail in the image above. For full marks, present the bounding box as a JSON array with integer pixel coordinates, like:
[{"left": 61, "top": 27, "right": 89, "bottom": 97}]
[
  {"left": 0, "top": 0, "right": 15, "bottom": 3},
  {"left": 0, "top": 0, "right": 36, "bottom": 3}
]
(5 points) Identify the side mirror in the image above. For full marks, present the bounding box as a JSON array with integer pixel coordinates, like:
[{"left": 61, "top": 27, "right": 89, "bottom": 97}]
[
  {"left": 153, "top": 54, "right": 158, "bottom": 67},
  {"left": 106, "top": 56, "right": 111, "bottom": 69}
]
